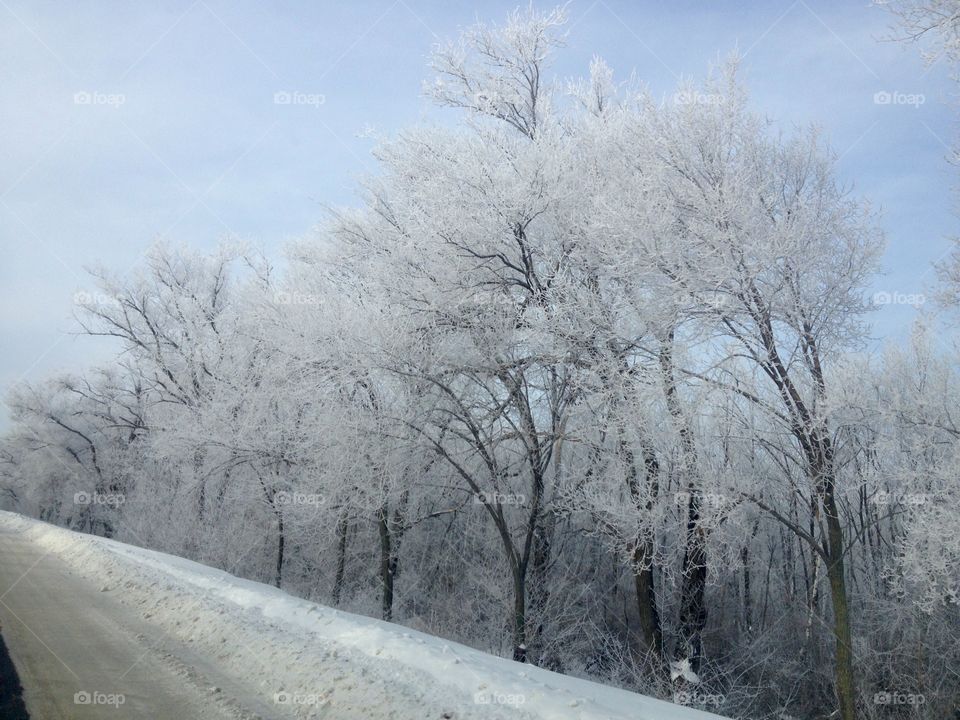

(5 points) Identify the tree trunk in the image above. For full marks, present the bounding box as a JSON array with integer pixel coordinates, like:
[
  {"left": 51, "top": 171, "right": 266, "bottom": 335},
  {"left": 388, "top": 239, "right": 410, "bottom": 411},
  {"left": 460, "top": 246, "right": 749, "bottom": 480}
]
[
  {"left": 626, "top": 439, "right": 663, "bottom": 661},
  {"left": 274, "top": 509, "right": 284, "bottom": 589},
  {"left": 528, "top": 508, "right": 555, "bottom": 666},
  {"left": 677, "top": 493, "right": 708, "bottom": 675},
  {"left": 632, "top": 539, "right": 664, "bottom": 658},
  {"left": 193, "top": 447, "right": 205, "bottom": 521},
  {"left": 741, "top": 545, "right": 752, "bottom": 639},
  {"left": 824, "top": 481, "right": 857, "bottom": 720},
  {"left": 377, "top": 504, "right": 396, "bottom": 621},
  {"left": 660, "top": 334, "right": 708, "bottom": 675},
  {"left": 742, "top": 520, "right": 759, "bottom": 639},
  {"left": 332, "top": 512, "right": 348, "bottom": 606},
  {"left": 512, "top": 566, "right": 528, "bottom": 662}
]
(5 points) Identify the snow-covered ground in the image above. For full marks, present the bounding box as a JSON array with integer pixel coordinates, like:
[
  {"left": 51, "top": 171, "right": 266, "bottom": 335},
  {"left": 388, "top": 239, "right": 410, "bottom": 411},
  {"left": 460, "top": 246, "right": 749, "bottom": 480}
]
[{"left": 0, "top": 511, "right": 728, "bottom": 720}]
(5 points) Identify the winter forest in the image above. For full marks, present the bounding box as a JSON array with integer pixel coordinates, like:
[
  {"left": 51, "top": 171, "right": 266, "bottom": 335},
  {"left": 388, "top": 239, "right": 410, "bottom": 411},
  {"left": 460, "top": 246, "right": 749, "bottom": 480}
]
[{"left": 2, "top": 4, "right": 960, "bottom": 720}]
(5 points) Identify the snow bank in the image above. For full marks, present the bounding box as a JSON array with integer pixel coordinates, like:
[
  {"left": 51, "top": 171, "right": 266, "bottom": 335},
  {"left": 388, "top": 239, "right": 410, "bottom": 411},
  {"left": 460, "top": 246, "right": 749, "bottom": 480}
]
[{"left": 0, "top": 511, "right": 728, "bottom": 720}]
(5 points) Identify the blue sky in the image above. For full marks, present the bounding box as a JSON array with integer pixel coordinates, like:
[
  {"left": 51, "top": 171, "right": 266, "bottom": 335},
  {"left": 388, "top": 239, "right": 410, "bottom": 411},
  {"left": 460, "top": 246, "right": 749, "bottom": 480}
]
[{"left": 0, "top": 0, "right": 957, "bottom": 428}]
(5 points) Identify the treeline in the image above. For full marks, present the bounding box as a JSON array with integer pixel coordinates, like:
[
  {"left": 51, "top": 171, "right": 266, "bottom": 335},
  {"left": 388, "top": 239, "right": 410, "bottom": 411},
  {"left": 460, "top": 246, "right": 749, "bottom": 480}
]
[{"left": 2, "top": 8, "right": 959, "bottom": 720}]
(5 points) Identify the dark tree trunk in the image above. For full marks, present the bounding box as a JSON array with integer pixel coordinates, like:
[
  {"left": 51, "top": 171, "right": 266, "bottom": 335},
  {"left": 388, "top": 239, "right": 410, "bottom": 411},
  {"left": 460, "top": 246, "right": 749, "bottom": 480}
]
[
  {"left": 660, "top": 334, "right": 708, "bottom": 676},
  {"left": 193, "top": 447, "right": 205, "bottom": 522},
  {"left": 677, "top": 492, "right": 708, "bottom": 675},
  {"left": 741, "top": 520, "right": 759, "bottom": 639},
  {"left": 741, "top": 546, "right": 752, "bottom": 639},
  {"left": 750, "top": 298, "right": 857, "bottom": 720},
  {"left": 823, "top": 471, "right": 856, "bottom": 720},
  {"left": 512, "top": 566, "right": 528, "bottom": 662},
  {"left": 332, "top": 512, "right": 348, "bottom": 606},
  {"left": 528, "top": 508, "right": 555, "bottom": 666},
  {"left": 274, "top": 509, "right": 284, "bottom": 589},
  {"left": 626, "top": 440, "right": 664, "bottom": 661},
  {"left": 632, "top": 542, "right": 663, "bottom": 659},
  {"left": 377, "top": 504, "right": 398, "bottom": 621}
]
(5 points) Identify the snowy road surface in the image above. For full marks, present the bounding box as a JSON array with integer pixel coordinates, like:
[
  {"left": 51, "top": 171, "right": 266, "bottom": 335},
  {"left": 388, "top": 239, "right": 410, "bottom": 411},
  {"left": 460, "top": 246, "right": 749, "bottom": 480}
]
[
  {"left": 0, "top": 523, "right": 265, "bottom": 719},
  {"left": 0, "top": 512, "right": 729, "bottom": 720}
]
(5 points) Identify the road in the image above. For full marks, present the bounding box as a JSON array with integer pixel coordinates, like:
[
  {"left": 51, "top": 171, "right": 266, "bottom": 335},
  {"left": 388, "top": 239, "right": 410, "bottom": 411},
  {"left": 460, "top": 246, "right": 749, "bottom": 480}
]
[{"left": 0, "top": 524, "right": 274, "bottom": 719}]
